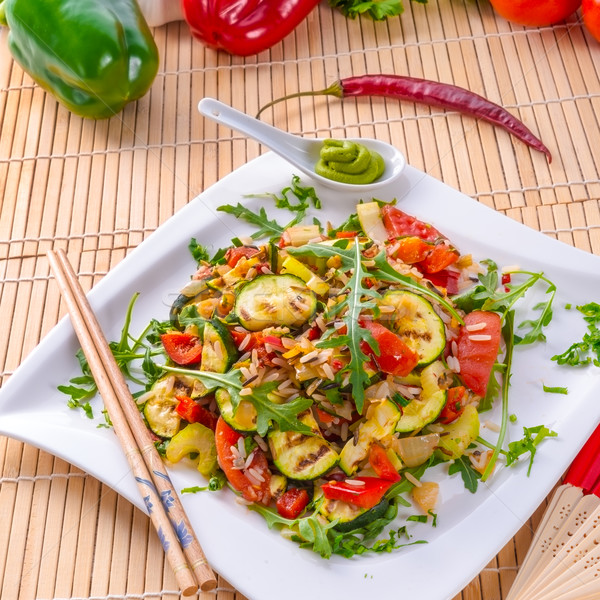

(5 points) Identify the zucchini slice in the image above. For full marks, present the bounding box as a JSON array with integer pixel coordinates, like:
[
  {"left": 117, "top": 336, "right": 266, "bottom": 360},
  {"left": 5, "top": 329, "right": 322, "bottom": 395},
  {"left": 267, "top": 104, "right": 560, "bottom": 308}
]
[
  {"left": 201, "top": 319, "right": 238, "bottom": 373},
  {"left": 395, "top": 360, "right": 448, "bottom": 433},
  {"left": 381, "top": 290, "right": 446, "bottom": 366},
  {"left": 169, "top": 279, "right": 210, "bottom": 328},
  {"left": 435, "top": 404, "right": 480, "bottom": 460},
  {"left": 142, "top": 377, "right": 181, "bottom": 439},
  {"left": 318, "top": 496, "right": 392, "bottom": 532},
  {"left": 165, "top": 422, "right": 217, "bottom": 477},
  {"left": 234, "top": 274, "right": 317, "bottom": 331},
  {"left": 338, "top": 400, "right": 400, "bottom": 476},
  {"left": 268, "top": 410, "right": 339, "bottom": 480},
  {"left": 215, "top": 388, "right": 258, "bottom": 433}
]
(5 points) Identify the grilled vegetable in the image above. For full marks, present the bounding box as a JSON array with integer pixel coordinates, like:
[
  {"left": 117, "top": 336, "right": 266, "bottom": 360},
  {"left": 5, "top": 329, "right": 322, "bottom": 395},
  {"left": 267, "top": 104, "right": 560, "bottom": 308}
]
[
  {"left": 234, "top": 274, "right": 317, "bottom": 331},
  {"left": 435, "top": 404, "right": 480, "bottom": 460},
  {"left": 143, "top": 377, "right": 181, "bottom": 439},
  {"left": 318, "top": 495, "right": 392, "bottom": 531},
  {"left": 268, "top": 410, "right": 339, "bottom": 480},
  {"left": 395, "top": 361, "right": 448, "bottom": 433},
  {"left": 381, "top": 290, "right": 446, "bottom": 367},
  {"left": 165, "top": 422, "right": 217, "bottom": 477},
  {"left": 201, "top": 320, "right": 238, "bottom": 373},
  {"left": 215, "top": 388, "right": 258, "bottom": 433},
  {"left": 339, "top": 400, "right": 400, "bottom": 475}
]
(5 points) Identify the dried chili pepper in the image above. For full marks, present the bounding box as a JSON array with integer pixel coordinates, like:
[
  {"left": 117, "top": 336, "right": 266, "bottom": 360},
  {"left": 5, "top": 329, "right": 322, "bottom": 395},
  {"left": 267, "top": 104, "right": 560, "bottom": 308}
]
[
  {"left": 181, "top": 0, "right": 321, "bottom": 56},
  {"left": 256, "top": 74, "right": 552, "bottom": 162}
]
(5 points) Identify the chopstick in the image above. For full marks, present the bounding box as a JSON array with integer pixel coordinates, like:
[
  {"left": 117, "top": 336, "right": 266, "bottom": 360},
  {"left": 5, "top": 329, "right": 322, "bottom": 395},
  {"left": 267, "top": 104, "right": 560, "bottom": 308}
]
[
  {"left": 47, "top": 248, "right": 217, "bottom": 596},
  {"left": 507, "top": 423, "right": 600, "bottom": 600}
]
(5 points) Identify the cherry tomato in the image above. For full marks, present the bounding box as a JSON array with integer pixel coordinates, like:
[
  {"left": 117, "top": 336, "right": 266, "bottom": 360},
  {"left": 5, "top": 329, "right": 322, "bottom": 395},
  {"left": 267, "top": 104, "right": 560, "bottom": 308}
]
[
  {"left": 276, "top": 487, "right": 310, "bottom": 519},
  {"left": 488, "top": 0, "right": 581, "bottom": 26},
  {"left": 360, "top": 319, "right": 420, "bottom": 377},
  {"left": 368, "top": 444, "right": 402, "bottom": 482},
  {"left": 438, "top": 386, "right": 467, "bottom": 425},
  {"left": 215, "top": 417, "right": 271, "bottom": 504},
  {"left": 321, "top": 477, "right": 394, "bottom": 509},
  {"left": 382, "top": 205, "right": 445, "bottom": 243},
  {"left": 224, "top": 245, "right": 260, "bottom": 267},
  {"left": 583, "top": 0, "right": 600, "bottom": 40},
  {"left": 161, "top": 332, "right": 203, "bottom": 365},
  {"left": 175, "top": 396, "right": 219, "bottom": 430},
  {"left": 455, "top": 311, "right": 502, "bottom": 397}
]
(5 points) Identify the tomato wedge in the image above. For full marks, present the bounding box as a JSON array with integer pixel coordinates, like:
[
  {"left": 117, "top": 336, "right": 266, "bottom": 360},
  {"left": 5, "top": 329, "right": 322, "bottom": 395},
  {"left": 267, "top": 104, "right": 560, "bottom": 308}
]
[
  {"left": 368, "top": 444, "right": 402, "bottom": 482},
  {"left": 215, "top": 417, "right": 271, "bottom": 504},
  {"left": 321, "top": 477, "right": 394, "bottom": 509},
  {"left": 225, "top": 245, "right": 260, "bottom": 267},
  {"left": 419, "top": 243, "right": 459, "bottom": 274},
  {"left": 382, "top": 205, "right": 445, "bottom": 243},
  {"left": 161, "top": 332, "right": 203, "bottom": 365},
  {"left": 389, "top": 236, "right": 432, "bottom": 263},
  {"left": 438, "top": 386, "right": 467, "bottom": 425},
  {"left": 455, "top": 311, "right": 502, "bottom": 397},
  {"left": 360, "top": 319, "right": 419, "bottom": 377},
  {"left": 276, "top": 487, "right": 310, "bottom": 519},
  {"left": 175, "top": 396, "right": 218, "bottom": 430}
]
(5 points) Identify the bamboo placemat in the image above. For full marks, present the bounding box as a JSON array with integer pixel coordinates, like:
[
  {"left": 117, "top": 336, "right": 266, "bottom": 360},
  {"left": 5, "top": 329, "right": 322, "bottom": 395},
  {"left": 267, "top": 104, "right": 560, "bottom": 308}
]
[{"left": 1, "top": 1, "right": 599, "bottom": 599}]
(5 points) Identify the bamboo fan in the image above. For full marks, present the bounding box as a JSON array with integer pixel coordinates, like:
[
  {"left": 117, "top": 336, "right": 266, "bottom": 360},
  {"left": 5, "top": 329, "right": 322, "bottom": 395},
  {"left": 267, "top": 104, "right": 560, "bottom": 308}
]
[{"left": 507, "top": 424, "right": 600, "bottom": 600}]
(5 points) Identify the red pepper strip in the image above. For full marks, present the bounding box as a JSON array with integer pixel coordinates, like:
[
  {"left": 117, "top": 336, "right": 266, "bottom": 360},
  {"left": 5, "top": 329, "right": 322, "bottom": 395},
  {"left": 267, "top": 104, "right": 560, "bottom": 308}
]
[
  {"left": 257, "top": 74, "right": 551, "bottom": 162},
  {"left": 321, "top": 477, "right": 394, "bottom": 509},
  {"left": 181, "top": 0, "right": 321, "bottom": 57},
  {"left": 276, "top": 487, "right": 310, "bottom": 519}
]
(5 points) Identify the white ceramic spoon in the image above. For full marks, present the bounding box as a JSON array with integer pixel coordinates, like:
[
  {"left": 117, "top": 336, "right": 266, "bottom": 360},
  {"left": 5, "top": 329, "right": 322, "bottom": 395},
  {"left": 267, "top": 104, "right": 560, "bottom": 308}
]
[{"left": 198, "top": 97, "right": 407, "bottom": 194}]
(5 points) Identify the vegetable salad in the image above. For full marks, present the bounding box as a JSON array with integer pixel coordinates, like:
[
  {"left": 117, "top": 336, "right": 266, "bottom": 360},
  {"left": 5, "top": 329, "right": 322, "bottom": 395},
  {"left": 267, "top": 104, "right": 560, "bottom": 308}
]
[{"left": 62, "top": 179, "right": 559, "bottom": 558}]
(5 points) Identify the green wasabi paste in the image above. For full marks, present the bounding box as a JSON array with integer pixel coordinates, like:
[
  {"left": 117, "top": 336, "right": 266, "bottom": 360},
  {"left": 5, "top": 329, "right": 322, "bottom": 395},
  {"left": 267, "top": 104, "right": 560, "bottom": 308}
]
[{"left": 315, "top": 139, "right": 385, "bottom": 185}]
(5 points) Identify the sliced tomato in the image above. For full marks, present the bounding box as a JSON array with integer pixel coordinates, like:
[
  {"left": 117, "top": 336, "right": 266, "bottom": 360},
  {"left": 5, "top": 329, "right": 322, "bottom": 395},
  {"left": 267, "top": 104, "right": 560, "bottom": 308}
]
[
  {"left": 419, "top": 243, "right": 460, "bottom": 274},
  {"left": 424, "top": 269, "right": 461, "bottom": 295},
  {"left": 161, "top": 332, "right": 203, "bottom": 365},
  {"left": 382, "top": 205, "right": 445, "bottom": 243},
  {"left": 389, "top": 236, "right": 432, "bottom": 263},
  {"left": 438, "top": 386, "right": 467, "bottom": 425},
  {"left": 360, "top": 319, "right": 419, "bottom": 377},
  {"left": 214, "top": 417, "right": 271, "bottom": 504},
  {"left": 369, "top": 444, "right": 402, "bottom": 482},
  {"left": 455, "top": 311, "right": 502, "bottom": 397},
  {"left": 225, "top": 245, "right": 260, "bottom": 267},
  {"left": 276, "top": 487, "right": 310, "bottom": 519},
  {"left": 175, "top": 396, "right": 218, "bottom": 430},
  {"left": 321, "top": 477, "right": 394, "bottom": 509}
]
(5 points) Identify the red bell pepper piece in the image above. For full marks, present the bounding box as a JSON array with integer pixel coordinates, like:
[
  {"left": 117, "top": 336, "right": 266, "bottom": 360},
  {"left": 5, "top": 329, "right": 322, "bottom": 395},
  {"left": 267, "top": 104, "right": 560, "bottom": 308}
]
[
  {"left": 368, "top": 444, "right": 402, "bottom": 482},
  {"left": 225, "top": 245, "right": 260, "bottom": 267},
  {"left": 161, "top": 332, "right": 203, "bottom": 365},
  {"left": 276, "top": 487, "right": 310, "bottom": 519},
  {"left": 175, "top": 396, "right": 219, "bottom": 430},
  {"left": 181, "top": 0, "right": 321, "bottom": 57},
  {"left": 321, "top": 477, "right": 394, "bottom": 510}
]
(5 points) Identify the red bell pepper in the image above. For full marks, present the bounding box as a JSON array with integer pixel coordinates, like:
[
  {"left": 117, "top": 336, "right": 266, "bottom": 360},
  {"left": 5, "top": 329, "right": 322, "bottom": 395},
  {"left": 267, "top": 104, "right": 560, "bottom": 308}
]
[
  {"left": 175, "top": 396, "right": 219, "bottom": 430},
  {"left": 321, "top": 476, "right": 394, "bottom": 509},
  {"left": 161, "top": 332, "right": 203, "bottom": 365},
  {"left": 368, "top": 444, "right": 402, "bottom": 482},
  {"left": 276, "top": 487, "right": 310, "bottom": 519},
  {"left": 181, "top": 0, "right": 321, "bottom": 56}
]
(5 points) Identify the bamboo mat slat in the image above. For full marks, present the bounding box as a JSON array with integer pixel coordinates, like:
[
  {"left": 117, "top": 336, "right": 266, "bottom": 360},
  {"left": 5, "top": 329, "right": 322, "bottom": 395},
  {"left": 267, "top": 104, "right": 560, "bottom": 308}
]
[{"left": 1, "top": 2, "right": 600, "bottom": 599}]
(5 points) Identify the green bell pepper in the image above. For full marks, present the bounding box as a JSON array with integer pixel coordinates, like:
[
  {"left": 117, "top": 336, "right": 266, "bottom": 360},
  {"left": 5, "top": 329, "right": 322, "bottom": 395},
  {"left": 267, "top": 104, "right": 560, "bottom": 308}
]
[{"left": 0, "top": 0, "right": 159, "bottom": 119}]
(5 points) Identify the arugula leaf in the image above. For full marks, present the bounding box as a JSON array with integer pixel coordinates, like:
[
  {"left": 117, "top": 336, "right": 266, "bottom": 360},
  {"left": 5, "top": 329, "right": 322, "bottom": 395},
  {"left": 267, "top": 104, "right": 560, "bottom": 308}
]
[
  {"left": 543, "top": 384, "right": 568, "bottom": 394},
  {"left": 161, "top": 365, "right": 313, "bottom": 436},
  {"left": 552, "top": 302, "right": 600, "bottom": 367},
  {"left": 245, "top": 174, "right": 321, "bottom": 214},
  {"left": 217, "top": 203, "right": 286, "bottom": 240},
  {"left": 448, "top": 455, "right": 481, "bottom": 493},
  {"left": 328, "top": 0, "right": 412, "bottom": 20},
  {"left": 188, "top": 238, "right": 210, "bottom": 263},
  {"left": 505, "top": 425, "right": 558, "bottom": 475}
]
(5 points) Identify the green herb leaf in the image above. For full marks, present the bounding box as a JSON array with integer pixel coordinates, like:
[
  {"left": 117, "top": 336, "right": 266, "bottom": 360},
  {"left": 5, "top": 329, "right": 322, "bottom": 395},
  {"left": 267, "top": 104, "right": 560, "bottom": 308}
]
[
  {"left": 543, "top": 384, "right": 568, "bottom": 394},
  {"left": 506, "top": 425, "right": 558, "bottom": 475},
  {"left": 448, "top": 455, "right": 481, "bottom": 493},
  {"left": 552, "top": 302, "right": 600, "bottom": 367},
  {"left": 328, "top": 0, "right": 409, "bottom": 20}
]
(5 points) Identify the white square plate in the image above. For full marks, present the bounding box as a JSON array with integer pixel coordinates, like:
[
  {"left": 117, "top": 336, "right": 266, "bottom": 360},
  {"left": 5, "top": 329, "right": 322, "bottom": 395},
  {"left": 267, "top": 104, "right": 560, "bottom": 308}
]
[{"left": 1, "top": 153, "right": 599, "bottom": 600}]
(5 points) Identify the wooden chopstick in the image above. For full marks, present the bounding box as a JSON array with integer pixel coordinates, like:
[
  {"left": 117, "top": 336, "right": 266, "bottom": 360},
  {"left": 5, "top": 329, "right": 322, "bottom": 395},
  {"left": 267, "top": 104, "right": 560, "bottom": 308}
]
[{"left": 47, "top": 248, "right": 217, "bottom": 595}]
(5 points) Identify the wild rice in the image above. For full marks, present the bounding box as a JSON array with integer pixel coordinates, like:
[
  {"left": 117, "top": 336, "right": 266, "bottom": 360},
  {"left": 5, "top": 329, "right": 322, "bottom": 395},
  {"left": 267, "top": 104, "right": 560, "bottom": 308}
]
[
  {"left": 271, "top": 357, "right": 289, "bottom": 369},
  {"left": 466, "top": 322, "right": 487, "bottom": 332},
  {"left": 242, "top": 374, "right": 259, "bottom": 386},
  {"left": 300, "top": 350, "right": 319, "bottom": 364},
  {"left": 238, "top": 333, "right": 252, "bottom": 351},
  {"left": 344, "top": 479, "right": 366, "bottom": 487},
  {"left": 446, "top": 355, "right": 460, "bottom": 373},
  {"left": 484, "top": 419, "right": 501, "bottom": 432},
  {"left": 247, "top": 467, "right": 266, "bottom": 483},
  {"left": 404, "top": 472, "right": 422, "bottom": 487},
  {"left": 469, "top": 334, "right": 492, "bottom": 341},
  {"left": 321, "top": 362, "right": 335, "bottom": 380},
  {"left": 237, "top": 437, "right": 247, "bottom": 458},
  {"left": 280, "top": 337, "right": 296, "bottom": 349},
  {"left": 240, "top": 387, "right": 253, "bottom": 396}
]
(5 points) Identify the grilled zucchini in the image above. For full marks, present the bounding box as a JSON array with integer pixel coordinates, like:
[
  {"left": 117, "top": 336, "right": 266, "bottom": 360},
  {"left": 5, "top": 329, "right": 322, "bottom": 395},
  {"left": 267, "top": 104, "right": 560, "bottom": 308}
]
[
  {"left": 234, "top": 274, "right": 317, "bottom": 331},
  {"left": 201, "top": 319, "right": 238, "bottom": 373},
  {"left": 268, "top": 410, "right": 339, "bottom": 480},
  {"left": 381, "top": 290, "right": 446, "bottom": 366},
  {"left": 215, "top": 388, "right": 258, "bottom": 433}
]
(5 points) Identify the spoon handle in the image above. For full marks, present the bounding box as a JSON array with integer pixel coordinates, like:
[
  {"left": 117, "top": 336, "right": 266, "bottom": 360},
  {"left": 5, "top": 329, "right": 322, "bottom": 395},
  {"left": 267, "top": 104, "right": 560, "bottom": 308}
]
[{"left": 198, "top": 97, "right": 310, "bottom": 164}]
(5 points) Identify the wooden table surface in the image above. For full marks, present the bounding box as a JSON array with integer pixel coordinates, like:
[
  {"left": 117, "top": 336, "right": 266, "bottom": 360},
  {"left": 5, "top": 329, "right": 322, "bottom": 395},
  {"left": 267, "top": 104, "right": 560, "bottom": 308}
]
[{"left": 1, "top": 2, "right": 599, "bottom": 599}]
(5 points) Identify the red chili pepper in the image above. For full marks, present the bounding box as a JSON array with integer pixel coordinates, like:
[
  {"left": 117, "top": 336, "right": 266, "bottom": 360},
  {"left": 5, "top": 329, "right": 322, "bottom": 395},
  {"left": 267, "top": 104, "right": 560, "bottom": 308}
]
[
  {"left": 257, "top": 75, "right": 551, "bottom": 161},
  {"left": 181, "top": 0, "right": 321, "bottom": 57}
]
